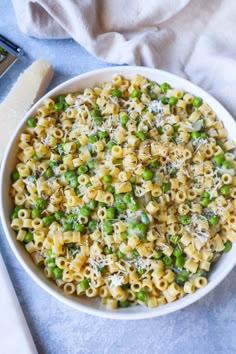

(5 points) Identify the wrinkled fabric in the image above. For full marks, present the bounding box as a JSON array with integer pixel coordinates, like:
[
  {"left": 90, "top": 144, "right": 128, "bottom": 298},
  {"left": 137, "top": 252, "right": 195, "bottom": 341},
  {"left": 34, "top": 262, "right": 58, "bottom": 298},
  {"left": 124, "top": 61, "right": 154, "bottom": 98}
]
[{"left": 12, "top": 0, "right": 236, "bottom": 117}]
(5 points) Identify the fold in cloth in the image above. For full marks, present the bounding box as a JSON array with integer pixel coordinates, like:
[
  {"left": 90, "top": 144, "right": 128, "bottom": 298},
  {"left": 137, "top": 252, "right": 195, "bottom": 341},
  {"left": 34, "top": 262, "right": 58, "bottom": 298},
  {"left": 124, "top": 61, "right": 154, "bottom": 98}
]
[{"left": 12, "top": 0, "right": 236, "bottom": 117}]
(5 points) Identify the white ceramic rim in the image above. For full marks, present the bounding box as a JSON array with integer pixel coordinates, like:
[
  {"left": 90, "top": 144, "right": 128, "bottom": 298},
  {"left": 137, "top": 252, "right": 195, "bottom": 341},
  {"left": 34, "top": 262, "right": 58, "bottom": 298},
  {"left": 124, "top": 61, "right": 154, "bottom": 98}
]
[{"left": 1, "top": 65, "right": 236, "bottom": 320}]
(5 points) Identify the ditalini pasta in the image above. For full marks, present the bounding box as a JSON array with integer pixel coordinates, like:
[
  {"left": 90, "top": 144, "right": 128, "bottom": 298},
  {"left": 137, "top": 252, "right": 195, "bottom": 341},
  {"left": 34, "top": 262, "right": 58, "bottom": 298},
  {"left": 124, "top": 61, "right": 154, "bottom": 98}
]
[{"left": 10, "top": 74, "right": 236, "bottom": 309}]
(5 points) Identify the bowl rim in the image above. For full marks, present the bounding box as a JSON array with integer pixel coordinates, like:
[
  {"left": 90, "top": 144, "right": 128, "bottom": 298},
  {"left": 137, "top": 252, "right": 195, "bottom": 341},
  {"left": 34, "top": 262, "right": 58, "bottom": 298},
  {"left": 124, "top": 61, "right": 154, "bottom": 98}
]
[{"left": 1, "top": 65, "right": 236, "bottom": 320}]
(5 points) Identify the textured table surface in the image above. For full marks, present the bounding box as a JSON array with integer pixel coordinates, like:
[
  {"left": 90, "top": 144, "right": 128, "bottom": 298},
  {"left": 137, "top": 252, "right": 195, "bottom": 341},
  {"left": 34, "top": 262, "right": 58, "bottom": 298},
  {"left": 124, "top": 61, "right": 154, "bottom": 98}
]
[{"left": 0, "top": 1, "right": 236, "bottom": 354}]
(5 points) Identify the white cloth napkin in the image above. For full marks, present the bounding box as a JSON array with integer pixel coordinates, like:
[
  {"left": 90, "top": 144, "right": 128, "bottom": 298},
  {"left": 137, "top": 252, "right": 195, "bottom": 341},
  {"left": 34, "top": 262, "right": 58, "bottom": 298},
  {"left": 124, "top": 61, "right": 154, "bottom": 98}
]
[
  {"left": 0, "top": 254, "right": 37, "bottom": 354},
  {"left": 12, "top": 0, "right": 236, "bottom": 118}
]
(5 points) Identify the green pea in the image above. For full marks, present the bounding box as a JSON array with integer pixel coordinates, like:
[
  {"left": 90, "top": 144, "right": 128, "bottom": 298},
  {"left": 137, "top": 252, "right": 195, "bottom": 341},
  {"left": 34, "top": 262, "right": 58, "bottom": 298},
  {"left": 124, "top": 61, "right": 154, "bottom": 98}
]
[
  {"left": 88, "top": 135, "right": 98, "bottom": 144},
  {"left": 24, "top": 232, "right": 33, "bottom": 243},
  {"left": 224, "top": 241, "right": 232, "bottom": 253},
  {"left": 179, "top": 215, "right": 191, "bottom": 225},
  {"left": 98, "top": 131, "right": 109, "bottom": 139},
  {"left": 175, "top": 255, "right": 185, "bottom": 268},
  {"left": 98, "top": 202, "right": 106, "bottom": 208},
  {"left": 103, "top": 221, "right": 114, "bottom": 235},
  {"left": 123, "top": 193, "right": 132, "bottom": 204},
  {"left": 121, "top": 231, "right": 128, "bottom": 240},
  {"left": 14, "top": 205, "right": 23, "bottom": 214},
  {"left": 45, "top": 167, "right": 53, "bottom": 179},
  {"left": 116, "top": 202, "right": 126, "bottom": 213},
  {"left": 137, "top": 268, "right": 145, "bottom": 276},
  {"left": 160, "top": 96, "right": 168, "bottom": 105},
  {"left": 203, "top": 191, "right": 210, "bottom": 198},
  {"left": 32, "top": 154, "right": 40, "bottom": 161},
  {"left": 160, "top": 82, "right": 170, "bottom": 93},
  {"left": 192, "top": 96, "right": 203, "bottom": 108},
  {"left": 129, "top": 201, "right": 139, "bottom": 211},
  {"left": 175, "top": 274, "right": 187, "bottom": 286},
  {"left": 98, "top": 266, "right": 105, "bottom": 275},
  {"left": 35, "top": 198, "right": 47, "bottom": 211},
  {"left": 54, "top": 211, "right": 64, "bottom": 221},
  {"left": 57, "top": 95, "right": 66, "bottom": 103},
  {"left": 136, "top": 130, "right": 147, "bottom": 141},
  {"left": 169, "top": 96, "right": 178, "bottom": 106},
  {"left": 53, "top": 267, "right": 63, "bottom": 278},
  {"left": 185, "top": 200, "right": 192, "bottom": 208},
  {"left": 49, "top": 161, "right": 57, "bottom": 167},
  {"left": 107, "top": 207, "right": 117, "bottom": 219},
  {"left": 104, "top": 246, "right": 113, "bottom": 255},
  {"left": 66, "top": 214, "right": 77, "bottom": 223},
  {"left": 213, "top": 154, "right": 225, "bottom": 167},
  {"left": 117, "top": 250, "right": 125, "bottom": 259},
  {"left": 120, "top": 115, "right": 129, "bottom": 126},
  {"left": 200, "top": 132, "right": 207, "bottom": 139},
  {"left": 46, "top": 257, "right": 56, "bottom": 268},
  {"left": 106, "top": 185, "right": 115, "bottom": 194},
  {"left": 157, "top": 126, "right": 163, "bottom": 135},
  {"left": 77, "top": 165, "right": 88, "bottom": 175},
  {"left": 148, "top": 81, "right": 156, "bottom": 87},
  {"left": 27, "top": 118, "right": 36, "bottom": 128},
  {"left": 88, "top": 220, "right": 97, "bottom": 232},
  {"left": 111, "top": 89, "right": 122, "bottom": 98},
  {"left": 140, "top": 212, "right": 150, "bottom": 225},
  {"left": 32, "top": 208, "right": 41, "bottom": 219},
  {"left": 87, "top": 159, "right": 96, "bottom": 170},
  {"left": 80, "top": 206, "right": 91, "bottom": 217},
  {"left": 131, "top": 249, "right": 139, "bottom": 258},
  {"left": 54, "top": 102, "right": 63, "bottom": 111},
  {"left": 142, "top": 169, "right": 153, "bottom": 181},
  {"left": 170, "top": 234, "right": 180, "bottom": 245},
  {"left": 136, "top": 223, "right": 147, "bottom": 237},
  {"left": 47, "top": 249, "right": 53, "bottom": 257},
  {"left": 131, "top": 89, "right": 141, "bottom": 99},
  {"left": 70, "top": 176, "right": 79, "bottom": 188},
  {"left": 222, "top": 160, "right": 233, "bottom": 169},
  {"left": 11, "top": 170, "right": 20, "bottom": 182},
  {"left": 201, "top": 197, "right": 210, "bottom": 207},
  {"left": 209, "top": 215, "right": 219, "bottom": 226},
  {"left": 149, "top": 91, "right": 157, "bottom": 100},
  {"left": 43, "top": 215, "right": 56, "bottom": 227},
  {"left": 149, "top": 160, "right": 159, "bottom": 169},
  {"left": 118, "top": 300, "right": 129, "bottom": 308},
  {"left": 87, "top": 200, "right": 98, "bottom": 211},
  {"left": 153, "top": 250, "right": 163, "bottom": 260},
  {"left": 80, "top": 279, "right": 90, "bottom": 290},
  {"left": 63, "top": 223, "right": 73, "bottom": 231},
  {"left": 162, "top": 182, "right": 171, "bottom": 193},
  {"left": 162, "top": 255, "right": 173, "bottom": 266},
  {"left": 65, "top": 170, "right": 76, "bottom": 180},
  {"left": 167, "top": 168, "right": 176, "bottom": 179},
  {"left": 220, "top": 185, "right": 231, "bottom": 196},
  {"left": 191, "top": 131, "right": 201, "bottom": 140},
  {"left": 179, "top": 269, "right": 189, "bottom": 278},
  {"left": 103, "top": 174, "right": 112, "bottom": 183},
  {"left": 196, "top": 269, "right": 208, "bottom": 277},
  {"left": 137, "top": 289, "right": 147, "bottom": 302},
  {"left": 75, "top": 223, "right": 86, "bottom": 234},
  {"left": 172, "top": 125, "right": 179, "bottom": 132},
  {"left": 128, "top": 221, "right": 137, "bottom": 230},
  {"left": 94, "top": 116, "right": 102, "bottom": 125},
  {"left": 173, "top": 246, "right": 183, "bottom": 257},
  {"left": 107, "top": 141, "right": 116, "bottom": 150},
  {"left": 90, "top": 106, "right": 101, "bottom": 117}
]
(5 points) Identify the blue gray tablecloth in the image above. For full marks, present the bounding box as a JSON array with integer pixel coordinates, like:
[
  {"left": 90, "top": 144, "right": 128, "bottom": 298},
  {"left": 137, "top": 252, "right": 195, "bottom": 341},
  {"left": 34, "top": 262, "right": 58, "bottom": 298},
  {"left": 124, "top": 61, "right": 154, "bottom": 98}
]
[{"left": 0, "top": 1, "right": 235, "bottom": 353}]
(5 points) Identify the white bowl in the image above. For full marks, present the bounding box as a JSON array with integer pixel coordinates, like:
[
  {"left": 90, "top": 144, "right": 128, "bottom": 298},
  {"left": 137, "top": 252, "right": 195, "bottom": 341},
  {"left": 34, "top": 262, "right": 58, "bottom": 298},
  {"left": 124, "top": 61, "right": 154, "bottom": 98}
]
[{"left": 1, "top": 66, "right": 236, "bottom": 320}]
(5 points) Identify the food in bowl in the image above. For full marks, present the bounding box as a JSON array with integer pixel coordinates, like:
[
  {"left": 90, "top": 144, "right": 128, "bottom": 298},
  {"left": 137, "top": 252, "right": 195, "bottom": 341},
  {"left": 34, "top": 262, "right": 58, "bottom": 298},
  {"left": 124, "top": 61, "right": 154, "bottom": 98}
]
[{"left": 9, "top": 73, "right": 236, "bottom": 310}]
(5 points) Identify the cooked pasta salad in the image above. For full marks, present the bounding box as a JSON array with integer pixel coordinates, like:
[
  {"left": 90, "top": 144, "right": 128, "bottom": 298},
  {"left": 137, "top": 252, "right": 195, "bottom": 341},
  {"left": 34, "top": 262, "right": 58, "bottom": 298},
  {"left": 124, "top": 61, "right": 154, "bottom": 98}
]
[{"left": 10, "top": 74, "right": 236, "bottom": 309}]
